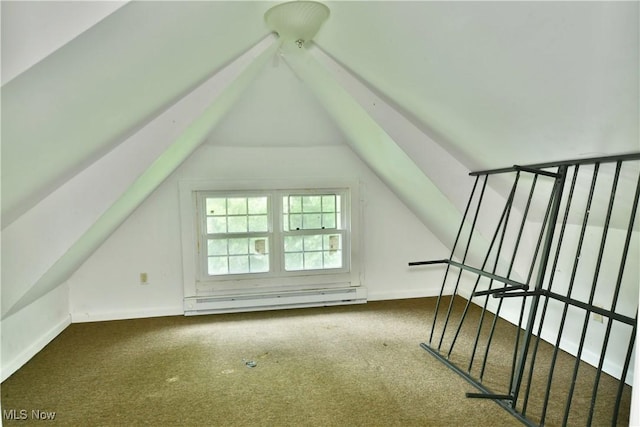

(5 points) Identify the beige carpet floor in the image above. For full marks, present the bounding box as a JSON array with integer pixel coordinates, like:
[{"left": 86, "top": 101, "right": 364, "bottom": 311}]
[{"left": 1, "top": 297, "right": 631, "bottom": 426}]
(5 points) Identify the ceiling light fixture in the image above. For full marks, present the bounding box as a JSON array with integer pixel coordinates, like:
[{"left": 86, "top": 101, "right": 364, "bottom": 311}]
[{"left": 264, "top": 1, "right": 330, "bottom": 48}]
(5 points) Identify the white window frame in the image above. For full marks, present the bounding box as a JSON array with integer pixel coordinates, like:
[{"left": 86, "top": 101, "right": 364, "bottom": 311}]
[
  {"left": 197, "top": 191, "right": 274, "bottom": 279},
  {"left": 279, "top": 189, "right": 349, "bottom": 275},
  {"left": 179, "top": 178, "right": 361, "bottom": 298}
]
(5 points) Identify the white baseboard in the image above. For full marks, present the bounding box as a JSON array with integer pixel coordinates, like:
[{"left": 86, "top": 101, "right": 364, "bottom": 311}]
[
  {"left": 367, "top": 288, "right": 442, "bottom": 301},
  {"left": 1, "top": 315, "right": 71, "bottom": 382},
  {"left": 184, "top": 287, "right": 367, "bottom": 316},
  {"left": 71, "top": 307, "right": 183, "bottom": 323},
  {"left": 539, "top": 330, "right": 635, "bottom": 386},
  {"left": 454, "top": 289, "right": 634, "bottom": 385}
]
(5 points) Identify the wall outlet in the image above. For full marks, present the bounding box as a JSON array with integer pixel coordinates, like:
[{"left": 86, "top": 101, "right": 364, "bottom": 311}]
[{"left": 140, "top": 272, "right": 148, "bottom": 284}]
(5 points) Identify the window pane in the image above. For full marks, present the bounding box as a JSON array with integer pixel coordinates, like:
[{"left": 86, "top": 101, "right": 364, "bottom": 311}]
[
  {"left": 208, "top": 256, "right": 228, "bottom": 275},
  {"left": 289, "top": 214, "right": 302, "bottom": 230},
  {"left": 323, "top": 250, "right": 342, "bottom": 269},
  {"left": 200, "top": 190, "right": 345, "bottom": 277},
  {"left": 304, "top": 235, "right": 322, "bottom": 251},
  {"left": 322, "top": 213, "right": 336, "bottom": 229},
  {"left": 228, "top": 216, "right": 248, "bottom": 233},
  {"left": 228, "top": 238, "right": 248, "bottom": 255},
  {"left": 248, "top": 215, "right": 268, "bottom": 232},
  {"left": 248, "top": 197, "right": 267, "bottom": 214},
  {"left": 304, "top": 252, "right": 323, "bottom": 270},
  {"left": 322, "top": 195, "right": 336, "bottom": 212},
  {"left": 249, "top": 255, "right": 269, "bottom": 273},
  {"left": 303, "top": 213, "right": 322, "bottom": 229},
  {"left": 206, "top": 198, "right": 227, "bottom": 216},
  {"left": 229, "top": 255, "right": 249, "bottom": 274},
  {"left": 284, "top": 252, "right": 303, "bottom": 271},
  {"left": 227, "top": 198, "right": 247, "bottom": 215},
  {"left": 282, "top": 233, "right": 343, "bottom": 271},
  {"left": 207, "top": 217, "right": 227, "bottom": 234},
  {"left": 284, "top": 236, "right": 303, "bottom": 252},
  {"left": 285, "top": 194, "right": 338, "bottom": 230},
  {"left": 208, "top": 239, "right": 270, "bottom": 276},
  {"left": 208, "top": 239, "right": 228, "bottom": 256},
  {"left": 289, "top": 196, "right": 302, "bottom": 213},
  {"left": 303, "top": 196, "right": 321, "bottom": 212}
]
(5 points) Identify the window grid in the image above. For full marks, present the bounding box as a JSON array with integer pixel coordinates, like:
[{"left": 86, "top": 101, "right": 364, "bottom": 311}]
[
  {"left": 205, "top": 197, "right": 268, "bottom": 234},
  {"left": 198, "top": 190, "right": 348, "bottom": 279},
  {"left": 207, "top": 237, "right": 270, "bottom": 275},
  {"left": 203, "top": 196, "right": 270, "bottom": 276},
  {"left": 283, "top": 233, "right": 343, "bottom": 271},
  {"left": 285, "top": 194, "right": 341, "bottom": 231}
]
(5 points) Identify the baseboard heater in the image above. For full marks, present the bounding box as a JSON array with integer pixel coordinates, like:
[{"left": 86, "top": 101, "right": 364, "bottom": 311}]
[{"left": 183, "top": 287, "right": 367, "bottom": 316}]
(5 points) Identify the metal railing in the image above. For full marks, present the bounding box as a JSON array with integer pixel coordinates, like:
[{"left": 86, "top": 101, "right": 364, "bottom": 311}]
[{"left": 412, "top": 153, "right": 639, "bottom": 426}]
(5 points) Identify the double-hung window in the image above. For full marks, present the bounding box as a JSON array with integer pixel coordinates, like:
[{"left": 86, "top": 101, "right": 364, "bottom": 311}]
[
  {"left": 194, "top": 187, "right": 352, "bottom": 291},
  {"left": 282, "top": 193, "right": 345, "bottom": 272},
  {"left": 204, "top": 195, "right": 271, "bottom": 276}
]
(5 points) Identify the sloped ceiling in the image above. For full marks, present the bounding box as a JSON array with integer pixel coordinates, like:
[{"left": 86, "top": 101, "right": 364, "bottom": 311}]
[
  {"left": 0, "top": 0, "right": 126, "bottom": 84},
  {"left": 1, "top": 1, "right": 273, "bottom": 227},
  {"left": 315, "top": 1, "right": 639, "bottom": 169},
  {"left": 1, "top": 1, "right": 638, "bottom": 317},
  {"left": 206, "top": 52, "right": 345, "bottom": 147},
  {"left": 3, "top": 1, "right": 637, "bottom": 229}
]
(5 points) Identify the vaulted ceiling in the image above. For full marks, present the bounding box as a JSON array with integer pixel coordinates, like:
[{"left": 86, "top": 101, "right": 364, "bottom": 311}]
[
  {"left": 1, "top": 1, "right": 638, "bottom": 317},
  {"left": 3, "top": 1, "right": 638, "bottom": 226}
]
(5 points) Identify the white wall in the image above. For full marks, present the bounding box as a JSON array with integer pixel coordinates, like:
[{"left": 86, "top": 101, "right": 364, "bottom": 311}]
[
  {"left": 457, "top": 218, "right": 638, "bottom": 385},
  {"left": 1, "top": 284, "right": 71, "bottom": 381},
  {"left": 0, "top": 1, "right": 126, "bottom": 84},
  {"left": 69, "top": 145, "right": 452, "bottom": 321},
  {"left": 1, "top": 36, "right": 276, "bottom": 319},
  {"left": 540, "top": 224, "right": 638, "bottom": 384}
]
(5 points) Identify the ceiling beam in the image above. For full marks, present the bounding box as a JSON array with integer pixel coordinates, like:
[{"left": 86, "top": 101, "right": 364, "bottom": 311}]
[{"left": 2, "top": 36, "right": 280, "bottom": 319}]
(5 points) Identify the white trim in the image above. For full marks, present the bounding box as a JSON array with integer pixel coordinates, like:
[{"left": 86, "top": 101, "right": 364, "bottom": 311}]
[
  {"left": 184, "top": 287, "right": 367, "bottom": 315},
  {"left": 179, "top": 177, "right": 362, "bottom": 303},
  {"left": 1, "top": 315, "right": 71, "bottom": 382},
  {"left": 367, "top": 288, "right": 443, "bottom": 301},
  {"left": 179, "top": 180, "right": 199, "bottom": 298},
  {"left": 457, "top": 287, "right": 634, "bottom": 385},
  {"left": 70, "top": 307, "right": 183, "bottom": 323},
  {"left": 196, "top": 189, "right": 350, "bottom": 280},
  {"left": 538, "top": 329, "right": 634, "bottom": 386}
]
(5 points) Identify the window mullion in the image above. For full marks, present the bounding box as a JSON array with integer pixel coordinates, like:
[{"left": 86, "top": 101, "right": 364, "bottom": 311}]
[
  {"left": 272, "top": 191, "right": 283, "bottom": 275},
  {"left": 198, "top": 188, "right": 349, "bottom": 279}
]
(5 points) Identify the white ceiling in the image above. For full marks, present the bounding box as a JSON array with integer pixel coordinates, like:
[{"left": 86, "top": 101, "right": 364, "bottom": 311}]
[
  {"left": 315, "top": 1, "right": 639, "bottom": 171},
  {"left": 1, "top": 1, "right": 638, "bottom": 225},
  {"left": 0, "top": 0, "right": 127, "bottom": 84},
  {"left": 1, "top": 0, "right": 638, "bottom": 321},
  {"left": 206, "top": 52, "right": 346, "bottom": 147},
  {"left": 1, "top": 1, "right": 271, "bottom": 225}
]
